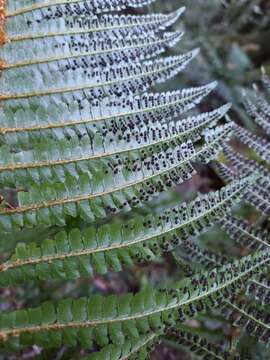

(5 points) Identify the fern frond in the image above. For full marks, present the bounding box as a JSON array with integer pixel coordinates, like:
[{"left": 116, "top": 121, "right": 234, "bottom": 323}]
[
  {"left": 220, "top": 75, "right": 270, "bottom": 345},
  {"left": 83, "top": 333, "right": 158, "bottom": 360},
  {"left": 181, "top": 240, "right": 228, "bottom": 269},
  {"left": 0, "top": 103, "right": 229, "bottom": 187},
  {"left": 213, "top": 161, "right": 237, "bottom": 183},
  {"left": 1, "top": 52, "right": 197, "bottom": 100},
  {"left": 0, "top": 0, "right": 259, "bottom": 358},
  {"left": 222, "top": 144, "right": 269, "bottom": 179},
  {"left": 224, "top": 300, "right": 270, "bottom": 348},
  {"left": 0, "top": 124, "right": 233, "bottom": 232},
  {"left": 244, "top": 96, "right": 270, "bottom": 136},
  {"left": 247, "top": 276, "right": 270, "bottom": 306},
  {"left": 223, "top": 145, "right": 270, "bottom": 215},
  {"left": 0, "top": 82, "right": 219, "bottom": 142},
  {"left": 7, "top": 0, "right": 156, "bottom": 17},
  {"left": 1, "top": 30, "right": 184, "bottom": 68},
  {"left": 0, "top": 178, "right": 252, "bottom": 284},
  {"left": 233, "top": 125, "right": 270, "bottom": 165},
  {"left": 220, "top": 217, "right": 269, "bottom": 251},
  {"left": 167, "top": 329, "right": 235, "bottom": 360},
  {"left": 0, "top": 251, "right": 269, "bottom": 348},
  {"left": 5, "top": 8, "right": 185, "bottom": 42}
]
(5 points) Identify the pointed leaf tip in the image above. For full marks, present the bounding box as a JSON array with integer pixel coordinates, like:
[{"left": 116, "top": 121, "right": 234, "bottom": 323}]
[
  {"left": 192, "top": 47, "right": 200, "bottom": 57},
  {"left": 221, "top": 103, "right": 232, "bottom": 114},
  {"left": 173, "top": 6, "right": 186, "bottom": 18},
  {"left": 208, "top": 80, "right": 218, "bottom": 90}
]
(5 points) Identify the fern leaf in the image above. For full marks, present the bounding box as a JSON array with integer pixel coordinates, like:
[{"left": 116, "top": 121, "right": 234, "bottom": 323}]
[
  {"left": 0, "top": 0, "right": 260, "bottom": 358},
  {"left": 83, "top": 334, "right": 158, "bottom": 360},
  {"left": 0, "top": 124, "right": 233, "bottom": 232},
  {"left": 234, "top": 125, "right": 270, "bottom": 165},
  {"left": 0, "top": 82, "right": 219, "bottom": 141},
  {"left": 0, "top": 251, "right": 269, "bottom": 348},
  {"left": 0, "top": 177, "right": 252, "bottom": 284},
  {"left": 244, "top": 96, "right": 270, "bottom": 136},
  {"left": 167, "top": 328, "right": 236, "bottom": 360},
  {"left": 224, "top": 300, "right": 270, "bottom": 348},
  {"left": 7, "top": 0, "right": 156, "bottom": 17},
  {"left": 5, "top": 8, "right": 185, "bottom": 41},
  {"left": 1, "top": 52, "right": 198, "bottom": 100},
  {"left": 220, "top": 217, "right": 269, "bottom": 251},
  {"left": 0, "top": 104, "right": 229, "bottom": 187},
  {"left": 213, "top": 161, "right": 237, "bottom": 183},
  {"left": 223, "top": 144, "right": 268, "bottom": 179},
  {"left": 223, "top": 145, "right": 270, "bottom": 215},
  {"left": 247, "top": 276, "right": 270, "bottom": 306},
  {"left": 0, "top": 30, "right": 184, "bottom": 68},
  {"left": 180, "top": 240, "right": 228, "bottom": 269}
]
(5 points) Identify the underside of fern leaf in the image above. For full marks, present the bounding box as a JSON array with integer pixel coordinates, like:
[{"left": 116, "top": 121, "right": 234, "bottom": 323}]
[
  {"left": 0, "top": 0, "right": 232, "bottom": 234},
  {"left": 215, "top": 71, "right": 270, "bottom": 351},
  {"left": 0, "top": 0, "right": 261, "bottom": 358},
  {"left": 0, "top": 177, "right": 253, "bottom": 285}
]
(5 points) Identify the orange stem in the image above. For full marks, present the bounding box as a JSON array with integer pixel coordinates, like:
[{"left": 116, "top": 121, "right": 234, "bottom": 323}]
[{"left": 0, "top": 0, "right": 6, "bottom": 46}]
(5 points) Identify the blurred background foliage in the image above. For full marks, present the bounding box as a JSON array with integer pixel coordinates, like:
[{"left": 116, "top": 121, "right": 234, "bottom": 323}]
[
  {"left": 138, "top": 1, "right": 270, "bottom": 358},
  {"left": 0, "top": 1, "right": 269, "bottom": 359},
  {"left": 149, "top": 1, "right": 270, "bottom": 359}
]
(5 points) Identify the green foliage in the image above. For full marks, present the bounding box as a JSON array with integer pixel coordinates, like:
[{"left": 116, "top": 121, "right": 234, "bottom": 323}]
[
  {"left": 166, "top": 328, "right": 238, "bottom": 360},
  {"left": 0, "top": 178, "right": 251, "bottom": 286},
  {"left": 0, "top": 1, "right": 269, "bottom": 359},
  {"left": 1, "top": 251, "right": 269, "bottom": 350}
]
